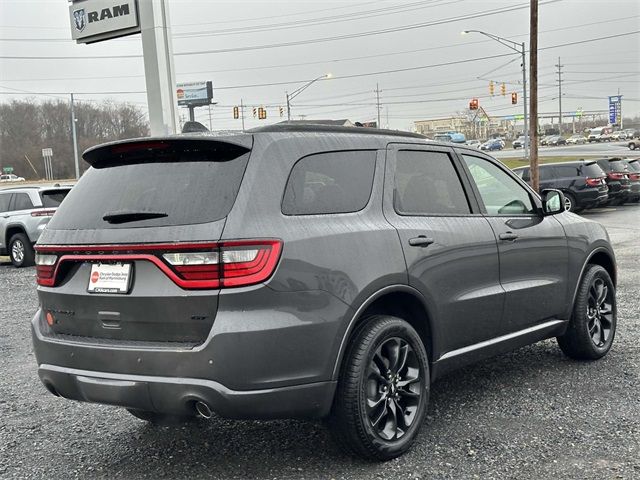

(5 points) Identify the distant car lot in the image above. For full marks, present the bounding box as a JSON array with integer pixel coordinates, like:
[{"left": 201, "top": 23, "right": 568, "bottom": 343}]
[{"left": 0, "top": 203, "right": 638, "bottom": 479}]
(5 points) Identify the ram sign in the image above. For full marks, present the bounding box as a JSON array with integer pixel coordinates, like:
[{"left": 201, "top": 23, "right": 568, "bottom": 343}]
[{"left": 69, "top": 0, "right": 140, "bottom": 44}]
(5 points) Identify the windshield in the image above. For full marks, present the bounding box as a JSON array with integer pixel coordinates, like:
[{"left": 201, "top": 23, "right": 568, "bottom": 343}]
[{"left": 48, "top": 152, "right": 250, "bottom": 229}]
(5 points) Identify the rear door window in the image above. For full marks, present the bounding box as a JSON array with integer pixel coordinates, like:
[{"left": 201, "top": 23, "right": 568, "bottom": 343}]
[
  {"left": 40, "top": 189, "right": 71, "bottom": 208},
  {"left": 282, "top": 150, "right": 376, "bottom": 215},
  {"left": 394, "top": 150, "right": 470, "bottom": 215},
  {"left": 48, "top": 152, "right": 251, "bottom": 229},
  {"left": 12, "top": 193, "right": 33, "bottom": 211}
]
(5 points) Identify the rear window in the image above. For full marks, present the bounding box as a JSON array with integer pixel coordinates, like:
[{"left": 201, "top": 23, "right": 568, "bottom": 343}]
[
  {"left": 282, "top": 150, "right": 376, "bottom": 215},
  {"left": 581, "top": 163, "right": 606, "bottom": 177},
  {"left": 48, "top": 153, "right": 250, "bottom": 229},
  {"left": 627, "top": 161, "right": 640, "bottom": 172},
  {"left": 606, "top": 160, "right": 628, "bottom": 173},
  {"left": 40, "top": 189, "right": 70, "bottom": 208}
]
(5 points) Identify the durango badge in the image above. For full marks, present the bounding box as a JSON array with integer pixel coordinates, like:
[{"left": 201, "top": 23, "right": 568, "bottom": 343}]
[{"left": 72, "top": 9, "right": 86, "bottom": 32}]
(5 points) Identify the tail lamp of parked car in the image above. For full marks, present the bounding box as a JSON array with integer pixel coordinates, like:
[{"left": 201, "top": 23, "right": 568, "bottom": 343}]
[
  {"left": 628, "top": 173, "right": 640, "bottom": 181},
  {"left": 34, "top": 240, "right": 282, "bottom": 289},
  {"left": 585, "top": 177, "right": 606, "bottom": 187},
  {"left": 30, "top": 209, "right": 56, "bottom": 217},
  {"left": 607, "top": 172, "right": 626, "bottom": 181}
]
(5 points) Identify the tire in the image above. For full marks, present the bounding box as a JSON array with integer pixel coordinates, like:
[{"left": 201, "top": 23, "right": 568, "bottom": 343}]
[
  {"left": 557, "top": 265, "right": 616, "bottom": 360},
  {"left": 9, "top": 233, "right": 35, "bottom": 268},
  {"left": 630, "top": 143, "right": 636, "bottom": 150},
  {"left": 126, "top": 408, "right": 196, "bottom": 425},
  {"left": 328, "top": 315, "right": 430, "bottom": 461},
  {"left": 563, "top": 192, "right": 577, "bottom": 212}
]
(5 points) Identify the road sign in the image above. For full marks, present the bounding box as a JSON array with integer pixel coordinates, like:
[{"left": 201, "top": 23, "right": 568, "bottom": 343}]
[
  {"left": 3, "top": 167, "right": 13, "bottom": 174},
  {"left": 69, "top": 0, "right": 140, "bottom": 44},
  {"left": 41, "top": 148, "right": 53, "bottom": 157}
]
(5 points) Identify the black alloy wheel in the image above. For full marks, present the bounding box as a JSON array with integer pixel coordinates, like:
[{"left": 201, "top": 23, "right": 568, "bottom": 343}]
[{"left": 557, "top": 264, "right": 616, "bottom": 360}]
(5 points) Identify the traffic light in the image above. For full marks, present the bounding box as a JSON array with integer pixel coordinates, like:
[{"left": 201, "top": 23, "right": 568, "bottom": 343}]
[
  {"left": 501, "top": 83, "right": 506, "bottom": 96},
  {"left": 469, "top": 98, "right": 479, "bottom": 110},
  {"left": 489, "top": 81, "right": 494, "bottom": 96},
  {"left": 258, "top": 107, "right": 266, "bottom": 120},
  {"left": 279, "top": 106, "right": 284, "bottom": 117},
  {"left": 511, "top": 92, "right": 518, "bottom": 105},
  {"left": 252, "top": 107, "right": 257, "bottom": 118},
  {"left": 233, "top": 106, "right": 239, "bottom": 119}
]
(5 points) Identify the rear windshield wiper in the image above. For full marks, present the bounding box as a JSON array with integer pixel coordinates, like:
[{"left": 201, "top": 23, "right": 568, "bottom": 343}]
[{"left": 102, "top": 210, "right": 168, "bottom": 224}]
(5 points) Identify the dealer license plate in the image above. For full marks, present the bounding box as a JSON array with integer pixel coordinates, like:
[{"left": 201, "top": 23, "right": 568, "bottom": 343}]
[{"left": 87, "top": 263, "right": 132, "bottom": 294}]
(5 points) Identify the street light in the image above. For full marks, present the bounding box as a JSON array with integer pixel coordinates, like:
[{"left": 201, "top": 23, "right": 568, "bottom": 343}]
[
  {"left": 461, "top": 30, "right": 529, "bottom": 159},
  {"left": 286, "top": 73, "right": 331, "bottom": 121}
]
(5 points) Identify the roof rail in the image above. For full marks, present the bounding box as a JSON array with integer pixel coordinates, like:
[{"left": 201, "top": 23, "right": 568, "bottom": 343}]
[{"left": 248, "top": 122, "right": 427, "bottom": 139}]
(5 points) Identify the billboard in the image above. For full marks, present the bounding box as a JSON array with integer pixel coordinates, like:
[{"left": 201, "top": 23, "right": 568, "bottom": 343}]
[
  {"left": 609, "top": 95, "right": 622, "bottom": 126},
  {"left": 176, "top": 81, "right": 214, "bottom": 107},
  {"left": 69, "top": 0, "right": 140, "bottom": 44}
]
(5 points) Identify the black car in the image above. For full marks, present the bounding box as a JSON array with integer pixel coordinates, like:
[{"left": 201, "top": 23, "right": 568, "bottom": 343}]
[
  {"left": 547, "top": 135, "right": 567, "bottom": 146},
  {"left": 32, "top": 124, "right": 617, "bottom": 461},
  {"left": 622, "top": 159, "right": 640, "bottom": 202},
  {"left": 596, "top": 158, "right": 632, "bottom": 205},
  {"left": 513, "top": 161, "right": 608, "bottom": 212}
]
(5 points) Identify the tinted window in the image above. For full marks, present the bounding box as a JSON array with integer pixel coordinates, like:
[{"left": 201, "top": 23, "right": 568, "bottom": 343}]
[
  {"left": 0, "top": 194, "right": 10, "bottom": 212},
  {"left": 555, "top": 165, "right": 579, "bottom": 177},
  {"left": 539, "top": 167, "right": 555, "bottom": 181},
  {"left": 12, "top": 193, "right": 33, "bottom": 211},
  {"left": 581, "top": 163, "right": 606, "bottom": 177},
  {"left": 282, "top": 150, "right": 376, "bottom": 215},
  {"left": 462, "top": 154, "right": 535, "bottom": 215},
  {"left": 628, "top": 161, "right": 640, "bottom": 173},
  {"left": 49, "top": 153, "right": 250, "bottom": 229},
  {"left": 40, "top": 189, "right": 70, "bottom": 208},
  {"left": 394, "top": 150, "right": 470, "bottom": 215}
]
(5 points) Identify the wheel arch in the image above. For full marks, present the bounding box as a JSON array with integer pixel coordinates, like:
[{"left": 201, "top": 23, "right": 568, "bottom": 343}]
[
  {"left": 331, "top": 285, "right": 438, "bottom": 381},
  {"left": 570, "top": 248, "right": 617, "bottom": 312},
  {"left": 5, "top": 224, "right": 27, "bottom": 248}
]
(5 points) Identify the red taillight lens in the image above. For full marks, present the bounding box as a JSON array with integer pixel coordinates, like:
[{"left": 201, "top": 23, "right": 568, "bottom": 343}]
[
  {"left": 31, "top": 209, "right": 55, "bottom": 217},
  {"left": 608, "top": 172, "right": 624, "bottom": 180},
  {"left": 585, "top": 177, "right": 601, "bottom": 187},
  {"left": 629, "top": 173, "right": 640, "bottom": 181},
  {"left": 35, "top": 253, "right": 58, "bottom": 286}
]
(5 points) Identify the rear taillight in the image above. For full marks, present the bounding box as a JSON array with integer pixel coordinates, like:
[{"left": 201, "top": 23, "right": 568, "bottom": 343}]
[
  {"left": 608, "top": 172, "right": 624, "bottom": 180},
  {"left": 585, "top": 177, "right": 602, "bottom": 187},
  {"left": 35, "top": 253, "right": 58, "bottom": 286},
  {"left": 629, "top": 173, "right": 640, "bottom": 181},
  {"left": 31, "top": 209, "right": 55, "bottom": 217},
  {"left": 34, "top": 240, "right": 282, "bottom": 290}
]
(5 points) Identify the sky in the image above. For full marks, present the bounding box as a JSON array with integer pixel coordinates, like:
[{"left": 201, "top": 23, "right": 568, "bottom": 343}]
[{"left": 0, "top": 0, "right": 639, "bottom": 131}]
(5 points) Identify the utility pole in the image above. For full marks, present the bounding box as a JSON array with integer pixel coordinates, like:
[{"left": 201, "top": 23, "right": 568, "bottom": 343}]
[
  {"left": 555, "top": 56, "right": 563, "bottom": 134},
  {"left": 208, "top": 104, "right": 212, "bottom": 130},
  {"left": 375, "top": 83, "right": 382, "bottom": 128},
  {"left": 70, "top": 93, "right": 80, "bottom": 179},
  {"left": 529, "top": 0, "right": 539, "bottom": 192},
  {"left": 240, "top": 98, "right": 245, "bottom": 131}
]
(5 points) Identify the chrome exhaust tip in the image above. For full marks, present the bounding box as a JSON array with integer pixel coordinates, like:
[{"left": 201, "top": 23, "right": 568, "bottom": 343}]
[{"left": 195, "top": 401, "right": 212, "bottom": 419}]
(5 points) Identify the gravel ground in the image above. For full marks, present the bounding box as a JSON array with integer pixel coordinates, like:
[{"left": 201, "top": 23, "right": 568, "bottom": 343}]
[{"left": 1, "top": 205, "right": 638, "bottom": 479}]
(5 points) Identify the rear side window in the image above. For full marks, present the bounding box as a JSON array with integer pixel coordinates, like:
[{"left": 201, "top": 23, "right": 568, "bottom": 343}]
[
  {"left": 40, "top": 189, "right": 70, "bottom": 208},
  {"left": 282, "top": 150, "right": 376, "bottom": 215},
  {"left": 0, "top": 194, "right": 10, "bottom": 212},
  {"left": 394, "top": 150, "right": 470, "bottom": 215},
  {"left": 12, "top": 193, "right": 33, "bottom": 211},
  {"left": 48, "top": 152, "right": 250, "bottom": 229}
]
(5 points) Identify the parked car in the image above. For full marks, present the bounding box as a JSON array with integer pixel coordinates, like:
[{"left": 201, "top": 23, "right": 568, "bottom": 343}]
[
  {"left": 465, "top": 139, "right": 481, "bottom": 148},
  {"left": 512, "top": 136, "right": 526, "bottom": 149},
  {"left": 611, "top": 131, "right": 628, "bottom": 141},
  {"left": 595, "top": 158, "right": 631, "bottom": 205},
  {"left": 0, "top": 173, "right": 25, "bottom": 182},
  {"left": 480, "top": 138, "right": 503, "bottom": 151},
  {"left": 513, "top": 161, "right": 608, "bottom": 212},
  {"left": 540, "top": 135, "right": 553, "bottom": 146},
  {"left": 621, "top": 159, "right": 640, "bottom": 203},
  {"left": 566, "top": 134, "right": 586, "bottom": 145},
  {"left": 628, "top": 139, "right": 640, "bottom": 150},
  {"left": 0, "top": 185, "right": 71, "bottom": 267},
  {"left": 588, "top": 127, "right": 613, "bottom": 143},
  {"left": 623, "top": 128, "right": 638, "bottom": 139},
  {"left": 32, "top": 125, "right": 617, "bottom": 461},
  {"left": 547, "top": 135, "right": 567, "bottom": 146}
]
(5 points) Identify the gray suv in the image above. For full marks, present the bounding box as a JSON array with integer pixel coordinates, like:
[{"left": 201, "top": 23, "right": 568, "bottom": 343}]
[
  {"left": 0, "top": 186, "right": 71, "bottom": 267},
  {"left": 32, "top": 125, "right": 617, "bottom": 460}
]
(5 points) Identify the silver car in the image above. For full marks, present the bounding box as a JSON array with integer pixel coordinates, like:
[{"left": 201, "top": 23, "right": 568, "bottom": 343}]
[{"left": 0, "top": 185, "right": 71, "bottom": 267}]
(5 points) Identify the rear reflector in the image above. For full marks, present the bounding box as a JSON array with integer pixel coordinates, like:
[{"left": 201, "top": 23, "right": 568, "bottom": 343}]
[{"left": 34, "top": 240, "right": 282, "bottom": 290}]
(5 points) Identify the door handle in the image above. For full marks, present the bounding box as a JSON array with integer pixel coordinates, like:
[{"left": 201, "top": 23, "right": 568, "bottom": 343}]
[
  {"left": 499, "top": 232, "right": 518, "bottom": 241},
  {"left": 408, "top": 236, "right": 435, "bottom": 247}
]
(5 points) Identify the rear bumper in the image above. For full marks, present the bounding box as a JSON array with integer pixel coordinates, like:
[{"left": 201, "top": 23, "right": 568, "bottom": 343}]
[{"left": 38, "top": 364, "right": 336, "bottom": 419}]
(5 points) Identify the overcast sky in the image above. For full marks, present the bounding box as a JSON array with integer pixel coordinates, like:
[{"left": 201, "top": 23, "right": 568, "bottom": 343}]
[{"left": 0, "top": 0, "right": 638, "bottom": 131}]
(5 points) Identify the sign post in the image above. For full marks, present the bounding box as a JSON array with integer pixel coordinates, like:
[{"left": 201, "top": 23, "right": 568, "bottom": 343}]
[
  {"left": 69, "top": 0, "right": 179, "bottom": 136},
  {"left": 41, "top": 148, "right": 54, "bottom": 181}
]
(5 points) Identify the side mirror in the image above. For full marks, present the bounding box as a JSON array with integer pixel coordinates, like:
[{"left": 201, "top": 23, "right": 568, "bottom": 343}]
[{"left": 541, "top": 189, "right": 565, "bottom": 215}]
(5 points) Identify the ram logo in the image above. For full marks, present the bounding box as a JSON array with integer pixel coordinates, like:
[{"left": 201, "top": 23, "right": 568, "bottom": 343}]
[{"left": 72, "top": 9, "right": 86, "bottom": 32}]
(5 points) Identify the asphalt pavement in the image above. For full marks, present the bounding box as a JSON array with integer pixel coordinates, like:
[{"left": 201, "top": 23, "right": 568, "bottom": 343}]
[
  {"left": 493, "top": 141, "right": 636, "bottom": 159},
  {"left": 0, "top": 205, "right": 638, "bottom": 479}
]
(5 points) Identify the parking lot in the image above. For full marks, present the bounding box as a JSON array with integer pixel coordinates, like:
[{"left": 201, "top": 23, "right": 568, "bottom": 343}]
[{"left": 0, "top": 205, "right": 638, "bottom": 480}]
